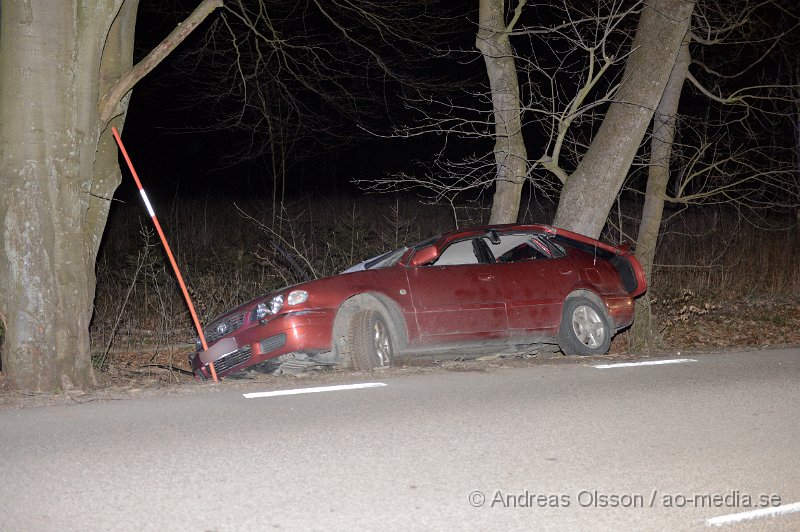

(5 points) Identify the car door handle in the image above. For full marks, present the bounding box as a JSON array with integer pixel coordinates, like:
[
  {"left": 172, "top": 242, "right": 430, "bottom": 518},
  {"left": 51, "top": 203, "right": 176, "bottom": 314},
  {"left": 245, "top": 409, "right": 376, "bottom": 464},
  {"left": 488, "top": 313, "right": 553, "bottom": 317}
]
[
  {"left": 478, "top": 273, "right": 495, "bottom": 281},
  {"left": 559, "top": 268, "right": 573, "bottom": 275}
]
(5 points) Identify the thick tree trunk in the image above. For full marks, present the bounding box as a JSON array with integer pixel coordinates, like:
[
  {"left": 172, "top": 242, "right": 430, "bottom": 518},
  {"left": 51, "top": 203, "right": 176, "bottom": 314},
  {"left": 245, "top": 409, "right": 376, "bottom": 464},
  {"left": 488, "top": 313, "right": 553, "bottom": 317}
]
[
  {"left": 477, "top": 0, "right": 529, "bottom": 224},
  {"left": 0, "top": 0, "right": 219, "bottom": 391},
  {"left": 631, "top": 38, "right": 691, "bottom": 351},
  {"left": 0, "top": 1, "right": 137, "bottom": 391},
  {"left": 553, "top": 0, "right": 695, "bottom": 239}
]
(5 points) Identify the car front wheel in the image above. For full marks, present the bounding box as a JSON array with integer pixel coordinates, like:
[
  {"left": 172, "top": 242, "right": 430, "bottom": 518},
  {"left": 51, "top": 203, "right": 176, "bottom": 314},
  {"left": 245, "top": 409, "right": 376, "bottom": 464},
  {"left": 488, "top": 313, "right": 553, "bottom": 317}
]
[
  {"left": 348, "top": 309, "right": 394, "bottom": 371},
  {"left": 557, "top": 297, "right": 611, "bottom": 356}
]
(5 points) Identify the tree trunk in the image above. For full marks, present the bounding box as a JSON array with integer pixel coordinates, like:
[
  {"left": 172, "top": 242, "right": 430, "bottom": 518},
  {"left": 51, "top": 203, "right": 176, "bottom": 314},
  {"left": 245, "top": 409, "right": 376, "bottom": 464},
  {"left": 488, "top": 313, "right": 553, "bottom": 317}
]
[
  {"left": 477, "top": 0, "right": 529, "bottom": 224},
  {"left": 553, "top": 0, "right": 695, "bottom": 238},
  {"left": 0, "top": 0, "right": 138, "bottom": 391},
  {"left": 631, "top": 38, "right": 692, "bottom": 351}
]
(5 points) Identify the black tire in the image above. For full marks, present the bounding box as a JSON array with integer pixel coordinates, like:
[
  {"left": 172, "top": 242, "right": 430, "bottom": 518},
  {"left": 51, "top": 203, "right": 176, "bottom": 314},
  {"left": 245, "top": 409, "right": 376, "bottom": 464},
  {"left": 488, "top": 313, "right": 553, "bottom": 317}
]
[
  {"left": 347, "top": 309, "right": 394, "bottom": 370},
  {"left": 557, "top": 296, "right": 611, "bottom": 356}
]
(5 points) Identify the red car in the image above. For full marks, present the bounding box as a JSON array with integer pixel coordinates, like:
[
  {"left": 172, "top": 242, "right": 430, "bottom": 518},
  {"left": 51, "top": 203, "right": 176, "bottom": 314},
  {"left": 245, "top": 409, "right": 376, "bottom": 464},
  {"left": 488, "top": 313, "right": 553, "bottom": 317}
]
[{"left": 190, "top": 224, "right": 646, "bottom": 379}]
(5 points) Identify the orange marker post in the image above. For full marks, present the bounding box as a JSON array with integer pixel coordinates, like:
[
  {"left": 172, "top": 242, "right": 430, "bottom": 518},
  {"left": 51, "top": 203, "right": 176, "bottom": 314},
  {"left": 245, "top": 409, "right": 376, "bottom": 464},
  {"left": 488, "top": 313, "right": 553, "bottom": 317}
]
[{"left": 111, "top": 127, "right": 218, "bottom": 382}]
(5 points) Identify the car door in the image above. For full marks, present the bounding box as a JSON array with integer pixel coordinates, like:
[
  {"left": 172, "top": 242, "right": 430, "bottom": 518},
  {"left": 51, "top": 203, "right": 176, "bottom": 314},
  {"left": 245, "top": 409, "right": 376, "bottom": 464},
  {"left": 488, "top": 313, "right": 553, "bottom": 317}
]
[
  {"left": 489, "top": 234, "right": 579, "bottom": 336},
  {"left": 405, "top": 238, "right": 509, "bottom": 341}
]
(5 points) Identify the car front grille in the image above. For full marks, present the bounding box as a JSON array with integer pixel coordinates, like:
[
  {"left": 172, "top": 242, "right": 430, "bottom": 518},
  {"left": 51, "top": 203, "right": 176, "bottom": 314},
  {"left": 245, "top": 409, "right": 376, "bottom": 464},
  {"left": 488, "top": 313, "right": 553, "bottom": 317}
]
[
  {"left": 205, "top": 312, "right": 246, "bottom": 343},
  {"left": 259, "top": 333, "right": 287, "bottom": 354},
  {"left": 210, "top": 345, "right": 252, "bottom": 374}
]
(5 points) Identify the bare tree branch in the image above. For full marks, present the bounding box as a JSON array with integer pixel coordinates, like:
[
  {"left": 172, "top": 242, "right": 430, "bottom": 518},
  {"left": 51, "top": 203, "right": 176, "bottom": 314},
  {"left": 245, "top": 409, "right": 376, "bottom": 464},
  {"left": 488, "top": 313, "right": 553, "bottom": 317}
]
[{"left": 98, "top": 0, "right": 223, "bottom": 126}]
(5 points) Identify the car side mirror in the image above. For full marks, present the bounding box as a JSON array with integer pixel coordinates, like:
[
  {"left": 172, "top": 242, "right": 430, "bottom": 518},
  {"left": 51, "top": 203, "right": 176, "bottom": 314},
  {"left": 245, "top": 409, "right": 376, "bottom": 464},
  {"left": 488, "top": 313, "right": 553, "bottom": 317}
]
[{"left": 408, "top": 245, "right": 439, "bottom": 267}]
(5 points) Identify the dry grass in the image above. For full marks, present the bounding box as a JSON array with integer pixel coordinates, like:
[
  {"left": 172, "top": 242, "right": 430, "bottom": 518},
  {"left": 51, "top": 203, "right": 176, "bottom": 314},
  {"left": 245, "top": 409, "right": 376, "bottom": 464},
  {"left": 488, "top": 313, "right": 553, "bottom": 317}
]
[
  {"left": 90, "top": 195, "right": 800, "bottom": 381},
  {"left": 650, "top": 209, "right": 800, "bottom": 298}
]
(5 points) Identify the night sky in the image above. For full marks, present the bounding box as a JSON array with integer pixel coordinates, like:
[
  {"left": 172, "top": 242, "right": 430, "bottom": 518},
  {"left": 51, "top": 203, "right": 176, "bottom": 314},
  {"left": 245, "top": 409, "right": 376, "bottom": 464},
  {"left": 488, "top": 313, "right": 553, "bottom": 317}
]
[
  {"left": 117, "top": 1, "right": 798, "bottom": 213},
  {"left": 117, "top": 1, "right": 481, "bottom": 204}
]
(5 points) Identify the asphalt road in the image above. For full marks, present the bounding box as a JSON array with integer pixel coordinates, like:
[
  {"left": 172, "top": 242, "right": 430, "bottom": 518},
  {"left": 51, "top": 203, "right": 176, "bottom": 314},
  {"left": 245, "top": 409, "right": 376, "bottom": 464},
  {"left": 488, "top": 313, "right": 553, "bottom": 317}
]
[{"left": 1, "top": 348, "right": 799, "bottom": 531}]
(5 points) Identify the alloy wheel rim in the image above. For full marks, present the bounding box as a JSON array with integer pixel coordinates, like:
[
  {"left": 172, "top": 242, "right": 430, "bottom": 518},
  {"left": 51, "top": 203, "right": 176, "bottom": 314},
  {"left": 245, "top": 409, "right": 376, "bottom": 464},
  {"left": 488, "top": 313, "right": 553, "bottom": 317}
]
[
  {"left": 571, "top": 305, "right": 606, "bottom": 348},
  {"left": 373, "top": 319, "right": 391, "bottom": 366}
]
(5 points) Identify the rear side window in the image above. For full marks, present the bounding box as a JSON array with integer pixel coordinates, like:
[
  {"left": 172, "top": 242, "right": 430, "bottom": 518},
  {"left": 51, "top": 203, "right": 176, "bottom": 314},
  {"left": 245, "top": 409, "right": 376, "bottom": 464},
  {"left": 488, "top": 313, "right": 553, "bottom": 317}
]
[
  {"left": 490, "top": 233, "right": 566, "bottom": 263},
  {"left": 553, "top": 235, "right": 613, "bottom": 261},
  {"left": 497, "top": 242, "right": 549, "bottom": 263}
]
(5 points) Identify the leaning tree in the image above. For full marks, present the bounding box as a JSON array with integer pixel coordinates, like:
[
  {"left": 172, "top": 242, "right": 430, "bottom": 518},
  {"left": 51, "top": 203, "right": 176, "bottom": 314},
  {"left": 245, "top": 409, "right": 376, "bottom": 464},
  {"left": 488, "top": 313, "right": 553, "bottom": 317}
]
[
  {"left": 630, "top": 0, "right": 800, "bottom": 348},
  {"left": 0, "top": 0, "right": 222, "bottom": 391},
  {"left": 369, "top": 0, "right": 694, "bottom": 233}
]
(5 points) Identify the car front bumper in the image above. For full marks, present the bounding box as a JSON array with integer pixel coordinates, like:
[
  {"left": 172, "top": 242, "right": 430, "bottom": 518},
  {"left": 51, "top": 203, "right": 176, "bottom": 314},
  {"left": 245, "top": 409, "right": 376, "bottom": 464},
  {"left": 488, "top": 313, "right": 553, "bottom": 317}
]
[{"left": 191, "top": 309, "right": 336, "bottom": 379}]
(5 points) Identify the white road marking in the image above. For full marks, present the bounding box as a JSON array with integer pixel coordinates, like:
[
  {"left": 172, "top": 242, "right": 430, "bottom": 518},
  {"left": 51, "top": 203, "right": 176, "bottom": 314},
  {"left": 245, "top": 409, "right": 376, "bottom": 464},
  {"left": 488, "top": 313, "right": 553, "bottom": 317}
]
[
  {"left": 593, "top": 358, "right": 696, "bottom": 369},
  {"left": 243, "top": 382, "right": 387, "bottom": 399},
  {"left": 706, "top": 501, "right": 800, "bottom": 527}
]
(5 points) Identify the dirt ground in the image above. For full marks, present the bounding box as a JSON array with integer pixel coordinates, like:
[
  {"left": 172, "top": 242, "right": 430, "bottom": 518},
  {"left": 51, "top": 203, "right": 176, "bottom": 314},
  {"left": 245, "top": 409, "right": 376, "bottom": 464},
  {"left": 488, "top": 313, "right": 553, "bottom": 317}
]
[{"left": 1, "top": 296, "right": 798, "bottom": 409}]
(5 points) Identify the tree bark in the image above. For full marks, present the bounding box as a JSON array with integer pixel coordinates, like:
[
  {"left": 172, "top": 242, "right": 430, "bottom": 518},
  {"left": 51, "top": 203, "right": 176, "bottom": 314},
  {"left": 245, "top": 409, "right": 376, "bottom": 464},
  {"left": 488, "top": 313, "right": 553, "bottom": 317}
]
[
  {"left": 631, "top": 38, "right": 691, "bottom": 351},
  {"left": 553, "top": 0, "right": 695, "bottom": 239},
  {"left": 1, "top": 0, "right": 221, "bottom": 391},
  {"left": 477, "top": 0, "right": 529, "bottom": 224},
  {"left": 0, "top": 0, "right": 221, "bottom": 391},
  {"left": 0, "top": 0, "right": 137, "bottom": 391}
]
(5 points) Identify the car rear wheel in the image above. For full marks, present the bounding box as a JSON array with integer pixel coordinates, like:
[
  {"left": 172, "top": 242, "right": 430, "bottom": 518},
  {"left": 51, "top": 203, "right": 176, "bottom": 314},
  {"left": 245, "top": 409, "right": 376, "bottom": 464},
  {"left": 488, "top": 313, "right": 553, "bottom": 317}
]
[
  {"left": 348, "top": 309, "right": 394, "bottom": 370},
  {"left": 557, "top": 297, "right": 611, "bottom": 356}
]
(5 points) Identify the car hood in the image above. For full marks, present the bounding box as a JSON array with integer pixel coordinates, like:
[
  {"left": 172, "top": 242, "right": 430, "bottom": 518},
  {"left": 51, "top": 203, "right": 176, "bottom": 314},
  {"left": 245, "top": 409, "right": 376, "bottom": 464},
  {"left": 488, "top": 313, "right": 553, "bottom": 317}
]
[{"left": 201, "top": 272, "right": 338, "bottom": 332}]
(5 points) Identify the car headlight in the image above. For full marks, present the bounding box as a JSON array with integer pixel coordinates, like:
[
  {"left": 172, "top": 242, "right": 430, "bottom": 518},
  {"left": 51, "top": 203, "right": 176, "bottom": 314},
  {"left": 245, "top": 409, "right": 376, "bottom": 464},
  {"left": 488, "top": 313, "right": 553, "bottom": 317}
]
[
  {"left": 254, "top": 292, "right": 302, "bottom": 321},
  {"left": 269, "top": 294, "right": 284, "bottom": 314},
  {"left": 255, "top": 302, "right": 270, "bottom": 320},
  {"left": 287, "top": 290, "right": 308, "bottom": 306},
  {"left": 254, "top": 294, "right": 284, "bottom": 320}
]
